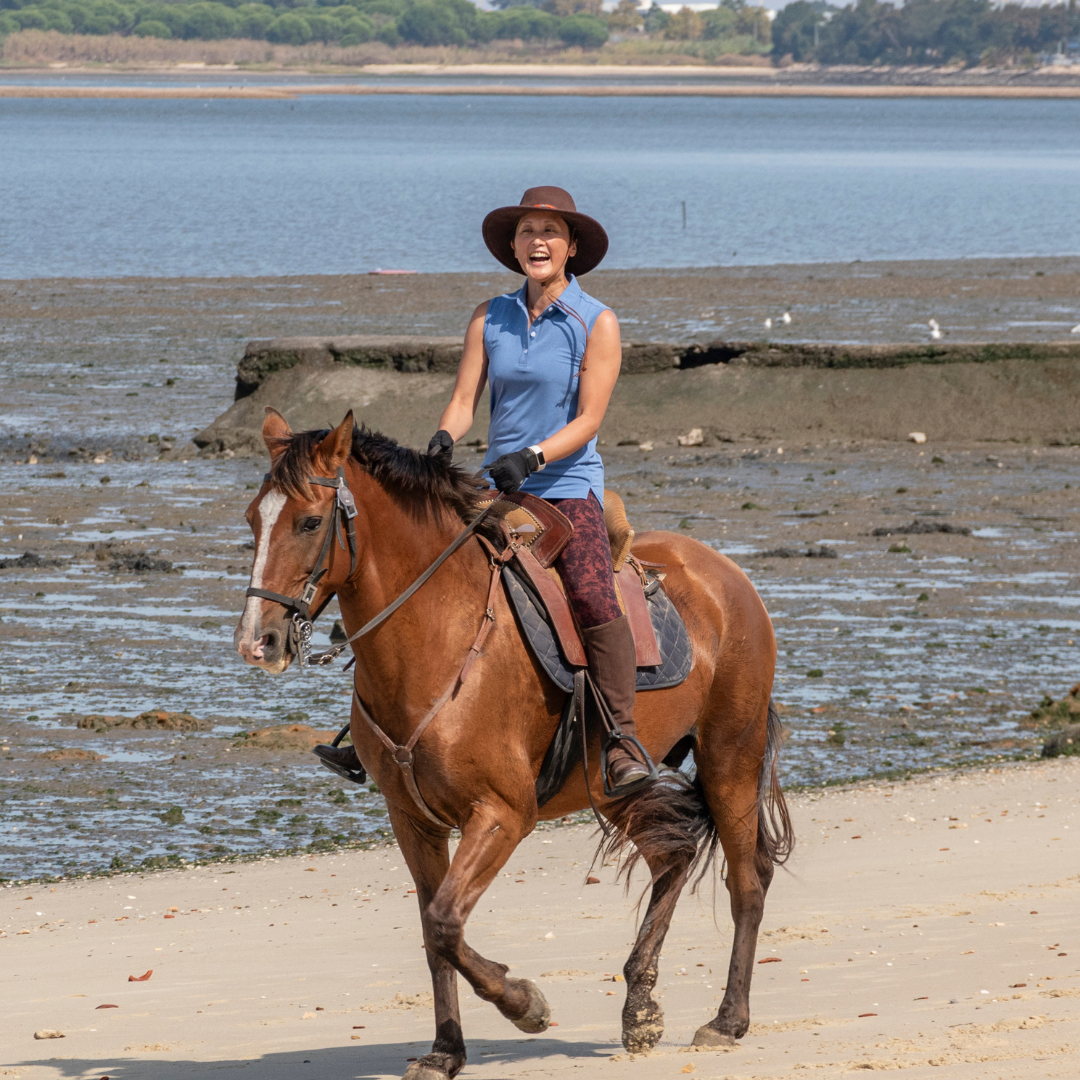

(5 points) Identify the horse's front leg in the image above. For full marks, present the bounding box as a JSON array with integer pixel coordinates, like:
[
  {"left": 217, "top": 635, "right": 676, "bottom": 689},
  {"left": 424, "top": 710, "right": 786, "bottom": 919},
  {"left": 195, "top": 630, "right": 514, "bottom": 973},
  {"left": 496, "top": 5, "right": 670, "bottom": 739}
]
[
  {"left": 423, "top": 800, "right": 551, "bottom": 1034},
  {"left": 387, "top": 807, "right": 466, "bottom": 1080}
]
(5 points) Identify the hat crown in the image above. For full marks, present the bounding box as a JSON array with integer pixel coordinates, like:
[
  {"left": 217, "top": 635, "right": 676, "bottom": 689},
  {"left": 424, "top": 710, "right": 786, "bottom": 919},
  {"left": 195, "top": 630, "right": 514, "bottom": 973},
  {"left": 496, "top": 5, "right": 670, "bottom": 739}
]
[{"left": 518, "top": 186, "right": 577, "bottom": 215}]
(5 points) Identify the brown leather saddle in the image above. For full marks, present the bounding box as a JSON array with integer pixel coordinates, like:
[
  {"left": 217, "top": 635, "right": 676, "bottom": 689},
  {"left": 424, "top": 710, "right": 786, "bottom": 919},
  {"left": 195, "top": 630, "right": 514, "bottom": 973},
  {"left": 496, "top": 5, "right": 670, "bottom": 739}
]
[{"left": 483, "top": 490, "right": 664, "bottom": 671}]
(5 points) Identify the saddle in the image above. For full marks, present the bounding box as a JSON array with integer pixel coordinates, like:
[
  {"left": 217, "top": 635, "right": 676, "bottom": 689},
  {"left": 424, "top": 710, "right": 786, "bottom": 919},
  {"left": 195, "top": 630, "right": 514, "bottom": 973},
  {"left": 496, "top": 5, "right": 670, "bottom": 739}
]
[{"left": 483, "top": 490, "right": 688, "bottom": 676}]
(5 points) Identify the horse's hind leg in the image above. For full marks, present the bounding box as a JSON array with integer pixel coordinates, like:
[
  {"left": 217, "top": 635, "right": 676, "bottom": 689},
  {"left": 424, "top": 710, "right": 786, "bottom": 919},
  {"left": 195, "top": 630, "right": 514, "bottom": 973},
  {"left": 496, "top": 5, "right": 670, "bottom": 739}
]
[
  {"left": 691, "top": 748, "right": 772, "bottom": 1045},
  {"left": 388, "top": 808, "right": 466, "bottom": 1080},
  {"left": 422, "top": 801, "right": 551, "bottom": 1035},
  {"left": 605, "top": 778, "right": 701, "bottom": 1054}
]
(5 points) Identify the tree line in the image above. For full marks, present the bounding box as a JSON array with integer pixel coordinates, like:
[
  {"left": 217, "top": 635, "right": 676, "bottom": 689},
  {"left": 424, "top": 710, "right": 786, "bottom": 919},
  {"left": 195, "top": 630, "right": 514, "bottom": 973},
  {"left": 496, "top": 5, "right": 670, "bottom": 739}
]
[
  {"left": 0, "top": 0, "right": 611, "bottom": 48},
  {"left": 0, "top": 0, "right": 1077, "bottom": 62},
  {"left": 774, "top": 0, "right": 1080, "bottom": 66}
]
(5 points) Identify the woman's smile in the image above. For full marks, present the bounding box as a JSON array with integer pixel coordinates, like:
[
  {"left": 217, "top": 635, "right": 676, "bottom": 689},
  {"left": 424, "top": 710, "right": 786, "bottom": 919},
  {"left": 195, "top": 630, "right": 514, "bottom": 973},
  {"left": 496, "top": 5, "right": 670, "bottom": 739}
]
[{"left": 513, "top": 211, "right": 577, "bottom": 284}]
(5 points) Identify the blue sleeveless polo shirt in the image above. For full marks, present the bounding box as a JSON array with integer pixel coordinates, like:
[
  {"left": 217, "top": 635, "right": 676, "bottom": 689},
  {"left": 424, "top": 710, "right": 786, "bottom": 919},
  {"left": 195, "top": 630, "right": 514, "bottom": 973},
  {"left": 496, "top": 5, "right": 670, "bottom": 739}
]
[{"left": 482, "top": 276, "right": 609, "bottom": 503}]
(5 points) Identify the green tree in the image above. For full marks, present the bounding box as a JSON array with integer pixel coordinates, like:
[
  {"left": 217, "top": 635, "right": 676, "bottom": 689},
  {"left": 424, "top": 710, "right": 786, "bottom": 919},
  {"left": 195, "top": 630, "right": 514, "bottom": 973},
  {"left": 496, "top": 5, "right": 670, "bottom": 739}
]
[
  {"left": 772, "top": 1, "right": 833, "bottom": 61},
  {"left": 133, "top": 17, "right": 172, "bottom": 36},
  {"left": 558, "top": 10, "right": 606, "bottom": 44},
  {"left": 266, "top": 10, "right": 312, "bottom": 42},
  {"left": 180, "top": 2, "right": 241, "bottom": 40},
  {"left": 339, "top": 12, "right": 374, "bottom": 43},
  {"left": 701, "top": 5, "right": 737, "bottom": 39},
  {"left": 396, "top": 0, "right": 476, "bottom": 46},
  {"left": 235, "top": 3, "right": 276, "bottom": 39}
]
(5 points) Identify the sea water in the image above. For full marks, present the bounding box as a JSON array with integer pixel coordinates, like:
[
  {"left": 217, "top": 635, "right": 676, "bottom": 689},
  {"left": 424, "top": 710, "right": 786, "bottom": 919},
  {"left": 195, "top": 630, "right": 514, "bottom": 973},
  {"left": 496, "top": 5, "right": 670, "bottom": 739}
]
[{"left": 0, "top": 92, "right": 1078, "bottom": 278}]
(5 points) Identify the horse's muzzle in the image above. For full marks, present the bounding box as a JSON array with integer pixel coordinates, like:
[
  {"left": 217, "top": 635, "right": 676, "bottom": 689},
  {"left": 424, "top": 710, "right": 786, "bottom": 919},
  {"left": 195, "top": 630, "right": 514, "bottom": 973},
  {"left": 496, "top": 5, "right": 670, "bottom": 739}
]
[{"left": 235, "top": 623, "right": 292, "bottom": 673}]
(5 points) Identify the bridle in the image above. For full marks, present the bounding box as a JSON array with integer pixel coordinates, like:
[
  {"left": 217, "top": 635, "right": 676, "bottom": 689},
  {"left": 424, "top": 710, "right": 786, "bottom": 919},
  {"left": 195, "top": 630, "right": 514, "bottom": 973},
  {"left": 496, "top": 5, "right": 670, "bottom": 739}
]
[
  {"left": 245, "top": 468, "right": 358, "bottom": 669},
  {"left": 245, "top": 465, "right": 492, "bottom": 671}
]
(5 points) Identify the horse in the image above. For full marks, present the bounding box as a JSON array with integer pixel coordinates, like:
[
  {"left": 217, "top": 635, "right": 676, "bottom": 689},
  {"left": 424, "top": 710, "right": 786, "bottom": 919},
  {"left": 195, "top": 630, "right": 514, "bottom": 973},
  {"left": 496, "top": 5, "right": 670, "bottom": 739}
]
[{"left": 234, "top": 407, "right": 793, "bottom": 1080}]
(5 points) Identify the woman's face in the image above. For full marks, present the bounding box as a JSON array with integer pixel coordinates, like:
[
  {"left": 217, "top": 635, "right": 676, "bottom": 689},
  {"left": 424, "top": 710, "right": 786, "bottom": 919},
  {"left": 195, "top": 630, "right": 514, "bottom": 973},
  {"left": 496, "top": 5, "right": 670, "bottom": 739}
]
[{"left": 512, "top": 212, "right": 577, "bottom": 284}]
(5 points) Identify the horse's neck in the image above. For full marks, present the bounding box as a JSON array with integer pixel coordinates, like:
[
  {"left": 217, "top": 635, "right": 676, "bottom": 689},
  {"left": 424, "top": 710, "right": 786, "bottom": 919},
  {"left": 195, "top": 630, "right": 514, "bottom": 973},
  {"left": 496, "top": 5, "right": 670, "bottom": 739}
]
[{"left": 343, "top": 493, "right": 487, "bottom": 706}]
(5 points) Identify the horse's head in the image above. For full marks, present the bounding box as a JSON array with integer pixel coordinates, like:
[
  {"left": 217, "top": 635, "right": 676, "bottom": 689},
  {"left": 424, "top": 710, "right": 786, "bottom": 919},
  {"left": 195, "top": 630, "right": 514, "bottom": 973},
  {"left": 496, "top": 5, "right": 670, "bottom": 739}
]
[{"left": 235, "top": 407, "right": 356, "bottom": 672}]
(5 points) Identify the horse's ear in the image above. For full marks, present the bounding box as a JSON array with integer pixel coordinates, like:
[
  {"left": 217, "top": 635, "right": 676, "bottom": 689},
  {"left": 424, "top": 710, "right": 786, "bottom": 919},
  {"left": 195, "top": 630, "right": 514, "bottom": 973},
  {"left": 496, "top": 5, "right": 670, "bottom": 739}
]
[
  {"left": 318, "top": 410, "right": 355, "bottom": 467},
  {"left": 262, "top": 407, "right": 292, "bottom": 457}
]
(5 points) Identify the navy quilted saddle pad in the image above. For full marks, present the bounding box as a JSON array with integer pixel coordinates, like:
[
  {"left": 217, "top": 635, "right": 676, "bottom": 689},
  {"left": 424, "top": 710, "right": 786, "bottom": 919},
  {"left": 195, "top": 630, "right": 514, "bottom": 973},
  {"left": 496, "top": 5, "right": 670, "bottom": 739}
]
[{"left": 503, "top": 565, "right": 692, "bottom": 693}]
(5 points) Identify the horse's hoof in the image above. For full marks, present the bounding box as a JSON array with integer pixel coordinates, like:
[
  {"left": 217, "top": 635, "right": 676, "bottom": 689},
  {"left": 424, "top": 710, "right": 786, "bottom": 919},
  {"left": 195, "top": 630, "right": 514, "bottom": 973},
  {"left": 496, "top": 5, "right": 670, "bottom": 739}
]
[
  {"left": 622, "top": 997, "right": 664, "bottom": 1054},
  {"left": 691, "top": 1022, "right": 738, "bottom": 1049},
  {"left": 402, "top": 1053, "right": 459, "bottom": 1080},
  {"left": 505, "top": 977, "right": 551, "bottom": 1034}
]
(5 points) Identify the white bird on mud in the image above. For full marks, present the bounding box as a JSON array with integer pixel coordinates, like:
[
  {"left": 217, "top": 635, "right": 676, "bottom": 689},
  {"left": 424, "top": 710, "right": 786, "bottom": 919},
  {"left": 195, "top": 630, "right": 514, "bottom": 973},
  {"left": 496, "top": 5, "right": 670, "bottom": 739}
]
[
  {"left": 1071, "top": 323, "right": 1080, "bottom": 334},
  {"left": 781, "top": 312, "right": 792, "bottom": 324},
  {"left": 928, "top": 318, "right": 942, "bottom": 340},
  {"left": 764, "top": 317, "right": 773, "bottom": 329}
]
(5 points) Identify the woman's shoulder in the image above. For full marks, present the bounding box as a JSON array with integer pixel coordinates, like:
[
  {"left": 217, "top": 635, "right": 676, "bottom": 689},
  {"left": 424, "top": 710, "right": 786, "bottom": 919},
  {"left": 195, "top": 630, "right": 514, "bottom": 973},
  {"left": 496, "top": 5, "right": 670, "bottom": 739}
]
[
  {"left": 484, "top": 288, "right": 523, "bottom": 322},
  {"left": 572, "top": 282, "right": 612, "bottom": 319}
]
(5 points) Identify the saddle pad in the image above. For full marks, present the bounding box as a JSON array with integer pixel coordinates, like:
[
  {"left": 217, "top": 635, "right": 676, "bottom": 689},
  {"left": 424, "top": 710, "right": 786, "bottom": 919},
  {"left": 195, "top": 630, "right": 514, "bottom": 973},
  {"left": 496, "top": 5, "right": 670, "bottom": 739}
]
[{"left": 503, "top": 566, "right": 693, "bottom": 694}]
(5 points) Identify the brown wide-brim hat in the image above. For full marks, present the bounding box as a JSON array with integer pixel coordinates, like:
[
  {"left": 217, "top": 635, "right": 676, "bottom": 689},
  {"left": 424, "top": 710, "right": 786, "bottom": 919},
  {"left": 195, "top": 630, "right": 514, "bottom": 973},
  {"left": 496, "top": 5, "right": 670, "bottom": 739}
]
[{"left": 482, "top": 186, "right": 609, "bottom": 278}]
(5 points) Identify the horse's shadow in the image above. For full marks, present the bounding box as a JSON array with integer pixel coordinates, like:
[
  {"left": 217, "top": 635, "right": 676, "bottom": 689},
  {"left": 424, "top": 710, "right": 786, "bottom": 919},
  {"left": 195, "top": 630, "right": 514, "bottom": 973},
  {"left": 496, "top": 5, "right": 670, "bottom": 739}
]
[{"left": 15, "top": 1036, "right": 623, "bottom": 1079}]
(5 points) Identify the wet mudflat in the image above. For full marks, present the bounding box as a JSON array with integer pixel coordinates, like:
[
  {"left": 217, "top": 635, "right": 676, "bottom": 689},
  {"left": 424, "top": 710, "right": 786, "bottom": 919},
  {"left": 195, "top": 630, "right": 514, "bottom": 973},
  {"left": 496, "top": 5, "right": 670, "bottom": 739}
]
[
  {"left": 3, "top": 441, "right": 1078, "bottom": 883},
  {"left": 2, "top": 264, "right": 1079, "bottom": 883}
]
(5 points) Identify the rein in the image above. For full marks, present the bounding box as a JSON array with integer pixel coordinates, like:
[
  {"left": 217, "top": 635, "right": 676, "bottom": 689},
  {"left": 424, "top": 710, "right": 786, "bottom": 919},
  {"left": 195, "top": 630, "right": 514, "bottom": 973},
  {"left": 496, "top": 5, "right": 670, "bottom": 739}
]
[{"left": 246, "top": 465, "right": 497, "bottom": 827}]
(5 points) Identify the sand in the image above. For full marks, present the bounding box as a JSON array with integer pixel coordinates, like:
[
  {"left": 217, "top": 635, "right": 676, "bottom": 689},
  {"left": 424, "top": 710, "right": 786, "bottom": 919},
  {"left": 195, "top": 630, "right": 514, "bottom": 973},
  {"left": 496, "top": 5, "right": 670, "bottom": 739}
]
[{"left": 3, "top": 756, "right": 1078, "bottom": 1080}]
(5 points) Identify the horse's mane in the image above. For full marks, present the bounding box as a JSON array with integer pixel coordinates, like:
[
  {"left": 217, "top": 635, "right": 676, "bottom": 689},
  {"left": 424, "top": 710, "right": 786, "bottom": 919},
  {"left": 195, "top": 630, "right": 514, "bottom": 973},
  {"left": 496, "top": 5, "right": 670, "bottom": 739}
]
[{"left": 269, "top": 424, "right": 492, "bottom": 528}]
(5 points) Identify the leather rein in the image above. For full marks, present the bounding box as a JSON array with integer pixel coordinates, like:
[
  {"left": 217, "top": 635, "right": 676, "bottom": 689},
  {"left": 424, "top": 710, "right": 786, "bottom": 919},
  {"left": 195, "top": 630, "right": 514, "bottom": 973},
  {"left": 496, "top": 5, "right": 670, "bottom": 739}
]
[{"left": 246, "top": 466, "right": 496, "bottom": 829}]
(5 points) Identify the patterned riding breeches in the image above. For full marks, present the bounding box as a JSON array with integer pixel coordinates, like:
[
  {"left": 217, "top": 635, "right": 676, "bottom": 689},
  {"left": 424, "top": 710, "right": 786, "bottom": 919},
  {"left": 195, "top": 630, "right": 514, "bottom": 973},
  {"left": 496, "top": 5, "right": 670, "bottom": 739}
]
[{"left": 547, "top": 492, "right": 622, "bottom": 629}]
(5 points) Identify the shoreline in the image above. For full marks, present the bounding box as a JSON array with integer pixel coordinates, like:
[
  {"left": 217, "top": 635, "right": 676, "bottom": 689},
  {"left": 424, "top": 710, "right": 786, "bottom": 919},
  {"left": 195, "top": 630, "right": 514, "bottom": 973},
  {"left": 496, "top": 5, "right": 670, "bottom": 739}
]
[
  {"left": 4, "top": 82, "right": 1080, "bottom": 98},
  {"left": 0, "top": 753, "right": 1050, "bottom": 889}
]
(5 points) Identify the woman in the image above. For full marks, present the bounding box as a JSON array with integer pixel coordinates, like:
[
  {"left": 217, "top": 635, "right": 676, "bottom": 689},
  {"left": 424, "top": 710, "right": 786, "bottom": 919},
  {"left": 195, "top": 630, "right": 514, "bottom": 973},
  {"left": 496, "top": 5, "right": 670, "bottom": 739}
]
[{"left": 426, "top": 186, "right": 652, "bottom": 798}]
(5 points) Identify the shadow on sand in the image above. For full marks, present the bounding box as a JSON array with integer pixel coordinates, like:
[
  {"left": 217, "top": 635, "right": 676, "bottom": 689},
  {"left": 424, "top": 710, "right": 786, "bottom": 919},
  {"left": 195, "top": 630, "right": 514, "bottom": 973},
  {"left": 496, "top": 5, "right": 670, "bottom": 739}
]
[{"left": 15, "top": 1035, "right": 624, "bottom": 1079}]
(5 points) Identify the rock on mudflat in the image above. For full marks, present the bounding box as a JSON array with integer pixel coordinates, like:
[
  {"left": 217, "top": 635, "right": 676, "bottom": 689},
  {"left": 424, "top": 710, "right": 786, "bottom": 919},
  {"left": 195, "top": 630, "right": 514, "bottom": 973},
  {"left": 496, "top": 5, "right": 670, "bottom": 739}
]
[{"left": 1042, "top": 723, "right": 1080, "bottom": 758}]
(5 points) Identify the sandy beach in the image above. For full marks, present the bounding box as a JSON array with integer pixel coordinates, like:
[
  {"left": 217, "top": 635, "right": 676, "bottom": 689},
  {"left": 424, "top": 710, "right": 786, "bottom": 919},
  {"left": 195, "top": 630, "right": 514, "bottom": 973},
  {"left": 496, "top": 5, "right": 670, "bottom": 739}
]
[{"left": 3, "top": 756, "right": 1078, "bottom": 1079}]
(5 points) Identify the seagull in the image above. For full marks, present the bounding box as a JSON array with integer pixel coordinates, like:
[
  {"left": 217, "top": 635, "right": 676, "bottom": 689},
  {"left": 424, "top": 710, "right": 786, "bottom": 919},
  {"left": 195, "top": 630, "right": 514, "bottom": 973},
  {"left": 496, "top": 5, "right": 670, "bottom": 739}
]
[
  {"left": 781, "top": 312, "right": 792, "bottom": 324},
  {"left": 1072, "top": 324, "right": 1080, "bottom": 334},
  {"left": 764, "top": 317, "right": 772, "bottom": 329},
  {"left": 928, "top": 318, "right": 941, "bottom": 340}
]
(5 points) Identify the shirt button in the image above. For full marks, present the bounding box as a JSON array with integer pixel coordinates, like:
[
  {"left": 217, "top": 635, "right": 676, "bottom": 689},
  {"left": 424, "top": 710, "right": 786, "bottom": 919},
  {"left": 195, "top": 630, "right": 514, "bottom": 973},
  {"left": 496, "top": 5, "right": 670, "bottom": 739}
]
[{"left": 531, "top": 332, "right": 536, "bottom": 337}]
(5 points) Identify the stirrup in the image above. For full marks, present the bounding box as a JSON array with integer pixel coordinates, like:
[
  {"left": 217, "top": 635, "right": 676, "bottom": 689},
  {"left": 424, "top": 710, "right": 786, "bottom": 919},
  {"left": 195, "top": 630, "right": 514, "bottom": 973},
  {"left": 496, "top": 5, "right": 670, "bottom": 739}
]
[
  {"left": 600, "top": 732, "right": 659, "bottom": 799},
  {"left": 313, "top": 722, "right": 367, "bottom": 785}
]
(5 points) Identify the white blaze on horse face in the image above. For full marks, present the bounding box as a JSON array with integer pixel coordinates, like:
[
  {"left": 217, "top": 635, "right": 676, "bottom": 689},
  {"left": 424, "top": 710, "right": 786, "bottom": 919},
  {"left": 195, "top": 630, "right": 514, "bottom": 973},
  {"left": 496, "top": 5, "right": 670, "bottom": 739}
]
[{"left": 238, "top": 489, "right": 288, "bottom": 648}]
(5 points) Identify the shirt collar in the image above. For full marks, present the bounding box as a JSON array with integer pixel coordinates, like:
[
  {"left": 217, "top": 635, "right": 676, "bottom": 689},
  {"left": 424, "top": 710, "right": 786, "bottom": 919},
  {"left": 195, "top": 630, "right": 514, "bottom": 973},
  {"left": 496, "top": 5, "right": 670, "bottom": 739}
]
[{"left": 513, "top": 275, "right": 582, "bottom": 320}]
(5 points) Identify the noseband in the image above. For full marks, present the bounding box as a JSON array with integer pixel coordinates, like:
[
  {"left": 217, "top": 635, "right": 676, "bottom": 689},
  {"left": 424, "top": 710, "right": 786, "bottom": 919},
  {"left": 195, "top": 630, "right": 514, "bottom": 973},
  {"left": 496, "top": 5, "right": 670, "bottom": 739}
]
[
  {"left": 245, "top": 468, "right": 358, "bottom": 669},
  {"left": 246, "top": 466, "right": 492, "bottom": 671}
]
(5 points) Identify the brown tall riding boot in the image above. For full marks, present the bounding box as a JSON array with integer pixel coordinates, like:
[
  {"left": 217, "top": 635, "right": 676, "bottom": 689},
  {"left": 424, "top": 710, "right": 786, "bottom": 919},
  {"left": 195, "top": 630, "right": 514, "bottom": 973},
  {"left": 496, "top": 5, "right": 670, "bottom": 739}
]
[{"left": 581, "top": 614, "right": 655, "bottom": 798}]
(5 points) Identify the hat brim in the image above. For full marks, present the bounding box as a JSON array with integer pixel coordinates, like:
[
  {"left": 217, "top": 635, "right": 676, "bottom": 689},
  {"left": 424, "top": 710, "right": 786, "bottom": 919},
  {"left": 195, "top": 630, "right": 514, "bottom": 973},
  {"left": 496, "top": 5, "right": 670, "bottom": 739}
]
[{"left": 482, "top": 205, "right": 609, "bottom": 277}]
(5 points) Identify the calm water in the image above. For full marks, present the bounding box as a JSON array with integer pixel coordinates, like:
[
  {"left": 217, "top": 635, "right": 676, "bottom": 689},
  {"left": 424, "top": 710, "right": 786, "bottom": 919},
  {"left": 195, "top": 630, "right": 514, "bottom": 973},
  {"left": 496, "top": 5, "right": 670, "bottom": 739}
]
[{"left": 1, "top": 94, "right": 1078, "bottom": 278}]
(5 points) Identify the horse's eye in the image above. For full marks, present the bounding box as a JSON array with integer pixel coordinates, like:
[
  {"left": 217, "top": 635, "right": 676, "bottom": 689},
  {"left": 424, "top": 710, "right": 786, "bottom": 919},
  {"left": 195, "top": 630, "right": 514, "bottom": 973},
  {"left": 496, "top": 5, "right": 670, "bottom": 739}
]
[{"left": 301, "top": 517, "right": 323, "bottom": 534}]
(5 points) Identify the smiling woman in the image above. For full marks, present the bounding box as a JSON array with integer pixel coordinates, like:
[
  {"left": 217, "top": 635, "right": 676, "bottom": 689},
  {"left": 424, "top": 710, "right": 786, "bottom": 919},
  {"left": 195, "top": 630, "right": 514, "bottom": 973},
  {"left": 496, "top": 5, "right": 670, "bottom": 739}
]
[{"left": 423, "top": 185, "right": 657, "bottom": 798}]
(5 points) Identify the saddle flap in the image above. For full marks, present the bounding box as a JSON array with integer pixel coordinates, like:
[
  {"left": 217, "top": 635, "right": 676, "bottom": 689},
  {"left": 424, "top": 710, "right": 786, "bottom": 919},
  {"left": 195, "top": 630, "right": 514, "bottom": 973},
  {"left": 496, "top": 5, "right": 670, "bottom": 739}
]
[
  {"left": 480, "top": 491, "right": 574, "bottom": 568},
  {"left": 616, "top": 563, "right": 662, "bottom": 667},
  {"left": 512, "top": 545, "right": 587, "bottom": 667}
]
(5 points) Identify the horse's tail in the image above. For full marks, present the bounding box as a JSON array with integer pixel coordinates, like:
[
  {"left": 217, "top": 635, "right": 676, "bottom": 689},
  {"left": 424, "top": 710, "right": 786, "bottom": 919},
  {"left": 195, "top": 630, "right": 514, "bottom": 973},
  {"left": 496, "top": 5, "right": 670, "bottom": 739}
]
[
  {"left": 757, "top": 698, "right": 794, "bottom": 867},
  {"left": 598, "top": 769, "right": 721, "bottom": 897}
]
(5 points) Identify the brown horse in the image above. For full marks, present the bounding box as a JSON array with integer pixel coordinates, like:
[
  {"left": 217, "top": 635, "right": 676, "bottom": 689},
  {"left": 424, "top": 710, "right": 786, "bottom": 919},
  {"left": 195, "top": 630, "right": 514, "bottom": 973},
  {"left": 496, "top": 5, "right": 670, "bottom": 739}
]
[{"left": 234, "top": 408, "right": 792, "bottom": 1080}]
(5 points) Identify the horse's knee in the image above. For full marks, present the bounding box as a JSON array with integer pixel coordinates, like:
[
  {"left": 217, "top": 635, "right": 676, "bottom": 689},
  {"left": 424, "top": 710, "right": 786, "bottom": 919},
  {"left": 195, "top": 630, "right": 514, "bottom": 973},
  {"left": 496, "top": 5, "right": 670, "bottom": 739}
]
[{"left": 423, "top": 898, "right": 462, "bottom": 961}]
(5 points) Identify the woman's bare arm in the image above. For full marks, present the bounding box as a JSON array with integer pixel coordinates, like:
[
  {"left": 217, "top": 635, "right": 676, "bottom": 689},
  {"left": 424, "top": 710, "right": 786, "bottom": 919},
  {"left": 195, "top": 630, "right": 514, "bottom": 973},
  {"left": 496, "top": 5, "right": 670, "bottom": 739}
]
[
  {"left": 437, "top": 301, "right": 489, "bottom": 442},
  {"left": 535, "top": 308, "right": 621, "bottom": 464}
]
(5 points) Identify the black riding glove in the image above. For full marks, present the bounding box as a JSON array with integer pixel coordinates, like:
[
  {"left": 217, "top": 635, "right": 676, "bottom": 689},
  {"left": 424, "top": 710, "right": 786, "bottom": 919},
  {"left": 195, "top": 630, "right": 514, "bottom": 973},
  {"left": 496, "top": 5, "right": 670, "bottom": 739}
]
[
  {"left": 488, "top": 448, "right": 538, "bottom": 495},
  {"left": 426, "top": 429, "right": 454, "bottom": 466}
]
